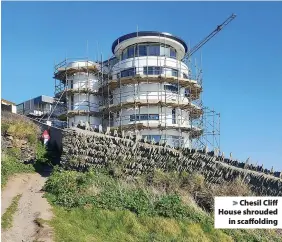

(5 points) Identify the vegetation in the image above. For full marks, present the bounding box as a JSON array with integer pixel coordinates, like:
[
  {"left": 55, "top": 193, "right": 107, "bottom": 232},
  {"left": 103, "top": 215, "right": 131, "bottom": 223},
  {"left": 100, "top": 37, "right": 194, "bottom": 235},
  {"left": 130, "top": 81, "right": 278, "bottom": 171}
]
[
  {"left": 1, "top": 111, "right": 40, "bottom": 143},
  {"left": 1, "top": 111, "right": 50, "bottom": 187},
  {"left": 45, "top": 168, "right": 282, "bottom": 242},
  {"left": 50, "top": 206, "right": 232, "bottom": 242},
  {"left": 1, "top": 194, "right": 22, "bottom": 230}
]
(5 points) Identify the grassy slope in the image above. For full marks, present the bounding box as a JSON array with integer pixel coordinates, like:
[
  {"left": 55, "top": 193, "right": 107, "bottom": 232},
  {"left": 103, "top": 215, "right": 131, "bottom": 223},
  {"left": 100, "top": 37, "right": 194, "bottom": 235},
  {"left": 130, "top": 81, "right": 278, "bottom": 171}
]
[
  {"left": 45, "top": 169, "right": 282, "bottom": 242},
  {"left": 51, "top": 206, "right": 232, "bottom": 242}
]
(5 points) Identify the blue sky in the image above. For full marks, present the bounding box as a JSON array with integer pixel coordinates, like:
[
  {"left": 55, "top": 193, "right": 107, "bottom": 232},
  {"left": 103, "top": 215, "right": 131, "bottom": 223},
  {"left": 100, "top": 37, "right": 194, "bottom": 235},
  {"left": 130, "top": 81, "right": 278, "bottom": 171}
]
[{"left": 2, "top": 2, "right": 282, "bottom": 170}]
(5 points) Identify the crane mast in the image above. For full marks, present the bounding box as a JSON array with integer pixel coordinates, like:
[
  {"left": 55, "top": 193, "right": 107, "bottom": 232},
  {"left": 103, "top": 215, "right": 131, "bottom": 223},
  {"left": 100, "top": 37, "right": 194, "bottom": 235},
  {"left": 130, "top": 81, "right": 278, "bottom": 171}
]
[{"left": 183, "top": 13, "right": 237, "bottom": 61}]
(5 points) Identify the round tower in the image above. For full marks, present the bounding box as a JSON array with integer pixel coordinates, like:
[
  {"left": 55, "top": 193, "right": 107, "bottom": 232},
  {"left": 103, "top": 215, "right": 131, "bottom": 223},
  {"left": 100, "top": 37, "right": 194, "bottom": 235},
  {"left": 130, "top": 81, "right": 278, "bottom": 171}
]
[
  {"left": 54, "top": 60, "right": 102, "bottom": 128},
  {"left": 101, "top": 31, "right": 203, "bottom": 148}
]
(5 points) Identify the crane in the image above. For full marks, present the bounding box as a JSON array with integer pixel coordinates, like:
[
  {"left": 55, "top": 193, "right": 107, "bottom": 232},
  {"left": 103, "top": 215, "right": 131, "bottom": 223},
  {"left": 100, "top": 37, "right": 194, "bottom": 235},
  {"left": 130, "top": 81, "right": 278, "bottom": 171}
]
[{"left": 182, "top": 13, "right": 237, "bottom": 62}]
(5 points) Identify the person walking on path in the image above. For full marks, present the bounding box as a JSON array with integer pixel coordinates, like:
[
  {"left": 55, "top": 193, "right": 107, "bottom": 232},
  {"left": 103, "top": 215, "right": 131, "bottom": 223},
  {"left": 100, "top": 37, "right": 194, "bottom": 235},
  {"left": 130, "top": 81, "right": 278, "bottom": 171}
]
[{"left": 42, "top": 128, "right": 50, "bottom": 146}]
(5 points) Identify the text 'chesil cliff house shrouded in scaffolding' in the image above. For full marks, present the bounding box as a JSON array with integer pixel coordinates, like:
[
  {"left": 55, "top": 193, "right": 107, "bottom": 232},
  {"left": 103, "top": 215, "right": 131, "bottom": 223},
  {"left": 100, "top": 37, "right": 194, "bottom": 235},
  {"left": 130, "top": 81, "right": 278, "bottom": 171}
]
[{"left": 53, "top": 31, "right": 221, "bottom": 149}]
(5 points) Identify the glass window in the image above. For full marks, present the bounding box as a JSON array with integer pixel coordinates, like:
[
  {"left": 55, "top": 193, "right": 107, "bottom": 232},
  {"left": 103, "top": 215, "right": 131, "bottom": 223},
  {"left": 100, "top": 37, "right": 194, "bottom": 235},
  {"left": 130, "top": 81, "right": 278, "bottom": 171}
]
[
  {"left": 149, "top": 114, "right": 159, "bottom": 120},
  {"left": 160, "top": 45, "right": 165, "bottom": 56},
  {"left": 121, "top": 68, "right": 136, "bottom": 78},
  {"left": 183, "top": 72, "right": 188, "bottom": 79},
  {"left": 138, "top": 45, "right": 147, "bottom": 56},
  {"left": 171, "top": 69, "right": 178, "bottom": 77},
  {"left": 184, "top": 89, "right": 190, "bottom": 98},
  {"left": 164, "top": 84, "right": 178, "bottom": 93},
  {"left": 148, "top": 45, "right": 160, "bottom": 56},
  {"left": 170, "top": 48, "right": 176, "bottom": 58},
  {"left": 122, "top": 49, "right": 128, "bottom": 60},
  {"left": 164, "top": 46, "right": 170, "bottom": 57},
  {"left": 130, "top": 114, "right": 159, "bottom": 121},
  {"left": 144, "top": 66, "right": 163, "bottom": 75},
  {"left": 70, "top": 95, "right": 74, "bottom": 110},
  {"left": 172, "top": 108, "right": 176, "bottom": 124},
  {"left": 127, "top": 46, "right": 135, "bottom": 58}
]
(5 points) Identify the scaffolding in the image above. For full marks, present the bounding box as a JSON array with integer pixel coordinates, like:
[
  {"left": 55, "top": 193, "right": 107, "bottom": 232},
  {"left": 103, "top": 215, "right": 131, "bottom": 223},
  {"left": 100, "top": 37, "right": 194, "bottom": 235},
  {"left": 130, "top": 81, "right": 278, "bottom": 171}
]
[
  {"left": 53, "top": 58, "right": 101, "bottom": 127},
  {"left": 99, "top": 36, "right": 205, "bottom": 148},
  {"left": 53, "top": 37, "right": 221, "bottom": 150}
]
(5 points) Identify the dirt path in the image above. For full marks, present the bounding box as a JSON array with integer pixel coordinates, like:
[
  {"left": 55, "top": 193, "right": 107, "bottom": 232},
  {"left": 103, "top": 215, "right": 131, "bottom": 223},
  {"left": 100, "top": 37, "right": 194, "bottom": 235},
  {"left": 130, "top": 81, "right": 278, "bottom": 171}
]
[{"left": 1, "top": 172, "right": 54, "bottom": 242}]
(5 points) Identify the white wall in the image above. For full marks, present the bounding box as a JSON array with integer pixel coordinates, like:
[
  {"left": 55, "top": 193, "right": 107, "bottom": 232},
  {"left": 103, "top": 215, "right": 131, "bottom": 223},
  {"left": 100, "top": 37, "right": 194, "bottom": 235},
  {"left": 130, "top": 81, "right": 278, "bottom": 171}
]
[
  {"left": 113, "top": 106, "right": 190, "bottom": 127},
  {"left": 65, "top": 65, "right": 102, "bottom": 123},
  {"left": 11, "top": 105, "right": 17, "bottom": 114},
  {"left": 112, "top": 56, "right": 189, "bottom": 79},
  {"left": 67, "top": 73, "right": 100, "bottom": 91},
  {"left": 68, "top": 93, "right": 101, "bottom": 112},
  {"left": 112, "top": 83, "right": 189, "bottom": 105}
]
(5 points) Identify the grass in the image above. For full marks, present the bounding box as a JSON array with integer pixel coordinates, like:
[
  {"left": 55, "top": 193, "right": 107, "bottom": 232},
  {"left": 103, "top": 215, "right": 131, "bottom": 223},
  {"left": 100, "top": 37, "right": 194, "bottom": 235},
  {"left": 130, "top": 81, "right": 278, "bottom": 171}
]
[
  {"left": 45, "top": 169, "right": 282, "bottom": 242},
  {"left": 1, "top": 194, "right": 22, "bottom": 230},
  {"left": 1, "top": 111, "right": 40, "bottom": 143},
  {"left": 50, "top": 206, "right": 232, "bottom": 242}
]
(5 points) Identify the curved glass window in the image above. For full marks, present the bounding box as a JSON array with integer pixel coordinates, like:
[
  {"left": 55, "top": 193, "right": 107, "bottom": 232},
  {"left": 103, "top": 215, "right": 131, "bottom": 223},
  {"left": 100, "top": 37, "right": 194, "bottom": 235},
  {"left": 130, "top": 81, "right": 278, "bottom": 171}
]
[
  {"left": 143, "top": 66, "right": 179, "bottom": 78},
  {"left": 127, "top": 46, "right": 135, "bottom": 58},
  {"left": 171, "top": 69, "right": 178, "bottom": 77},
  {"left": 130, "top": 114, "right": 159, "bottom": 121},
  {"left": 164, "top": 84, "right": 178, "bottom": 93},
  {"left": 138, "top": 45, "right": 147, "bottom": 56},
  {"left": 148, "top": 44, "right": 160, "bottom": 56},
  {"left": 119, "top": 67, "right": 136, "bottom": 78},
  {"left": 183, "top": 72, "right": 188, "bottom": 79},
  {"left": 184, "top": 89, "right": 190, "bottom": 98},
  {"left": 121, "top": 43, "right": 177, "bottom": 60},
  {"left": 170, "top": 49, "right": 176, "bottom": 58},
  {"left": 144, "top": 66, "right": 163, "bottom": 75}
]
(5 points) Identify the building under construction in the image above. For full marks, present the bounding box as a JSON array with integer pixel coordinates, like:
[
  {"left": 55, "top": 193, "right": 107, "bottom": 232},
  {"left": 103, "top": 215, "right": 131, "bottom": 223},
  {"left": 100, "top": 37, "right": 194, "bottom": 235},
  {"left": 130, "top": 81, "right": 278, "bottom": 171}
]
[{"left": 53, "top": 14, "right": 235, "bottom": 149}]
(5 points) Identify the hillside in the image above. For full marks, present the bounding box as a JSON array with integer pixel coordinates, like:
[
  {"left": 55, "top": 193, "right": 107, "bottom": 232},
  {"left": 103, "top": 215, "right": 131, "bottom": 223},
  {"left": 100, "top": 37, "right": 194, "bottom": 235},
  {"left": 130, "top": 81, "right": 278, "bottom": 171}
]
[
  {"left": 1, "top": 113, "right": 282, "bottom": 241},
  {"left": 45, "top": 167, "right": 282, "bottom": 242}
]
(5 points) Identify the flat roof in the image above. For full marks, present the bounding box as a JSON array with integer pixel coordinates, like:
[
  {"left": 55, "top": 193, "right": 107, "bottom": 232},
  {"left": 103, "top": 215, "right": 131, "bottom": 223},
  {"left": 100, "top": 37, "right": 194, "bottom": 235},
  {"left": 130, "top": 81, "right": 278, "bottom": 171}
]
[
  {"left": 1, "top": 98, "right": 16, "bottom": 106},
  {"left": 112, "top": 31, "right": 188, "bottom": 54}
]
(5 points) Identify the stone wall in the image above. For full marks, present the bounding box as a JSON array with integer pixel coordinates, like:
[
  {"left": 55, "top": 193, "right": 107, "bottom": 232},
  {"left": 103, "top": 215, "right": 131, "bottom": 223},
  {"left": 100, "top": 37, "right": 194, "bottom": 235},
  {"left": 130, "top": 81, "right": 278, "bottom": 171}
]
[{"left": 61, "top": 128, "right": 282, "bottom": 196}]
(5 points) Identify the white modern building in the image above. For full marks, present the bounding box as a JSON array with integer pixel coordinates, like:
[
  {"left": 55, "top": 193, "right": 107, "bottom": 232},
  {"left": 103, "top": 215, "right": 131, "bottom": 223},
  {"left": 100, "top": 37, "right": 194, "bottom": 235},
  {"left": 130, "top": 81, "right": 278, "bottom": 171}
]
[{"left": 54, "top": 31, "right": 203, "bottom": 148}]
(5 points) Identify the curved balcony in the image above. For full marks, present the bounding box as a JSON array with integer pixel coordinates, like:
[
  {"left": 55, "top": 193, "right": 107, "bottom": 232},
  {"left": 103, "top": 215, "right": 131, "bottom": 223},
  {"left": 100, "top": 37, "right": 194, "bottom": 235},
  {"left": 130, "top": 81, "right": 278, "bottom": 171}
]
[
  {"left": 108, "top": 122, "right": 203, "bottom": 138},
  {"left": 67, "top": 109, "right": 100, "bottom": 118},
  {"left": 99, "top": 98, "right": 202, "bottom": 119},
  {"left": 103, "top": 75, "right": 202, "bottom": 100},
  {"left": 54, "top": 60, "right": 99, "bottom": 82}
]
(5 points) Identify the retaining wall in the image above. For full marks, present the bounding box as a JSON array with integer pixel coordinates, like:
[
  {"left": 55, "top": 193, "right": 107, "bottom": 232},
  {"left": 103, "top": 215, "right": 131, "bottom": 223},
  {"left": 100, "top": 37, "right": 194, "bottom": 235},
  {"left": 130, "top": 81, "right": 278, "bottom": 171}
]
[{"left": 61, "top": 128, "right": 282, "bottom": 196}]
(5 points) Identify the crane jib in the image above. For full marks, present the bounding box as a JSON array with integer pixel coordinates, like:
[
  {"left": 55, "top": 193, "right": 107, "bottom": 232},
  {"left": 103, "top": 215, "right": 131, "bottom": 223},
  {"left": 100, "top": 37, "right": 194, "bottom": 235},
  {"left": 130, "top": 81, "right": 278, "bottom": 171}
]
[{"left": 183, "top": 13, "right": 237, "bottom": 60}]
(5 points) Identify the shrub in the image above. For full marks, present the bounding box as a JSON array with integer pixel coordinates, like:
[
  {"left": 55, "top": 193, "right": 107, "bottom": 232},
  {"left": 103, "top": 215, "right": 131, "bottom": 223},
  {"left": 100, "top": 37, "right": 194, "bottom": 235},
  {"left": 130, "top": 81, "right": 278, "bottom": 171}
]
[
  {"left": 45, "top": 169, "right": 209, "bottom": 224},
  {"left": 36, "top": 143, "right": 49, "bottom": 163}
]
